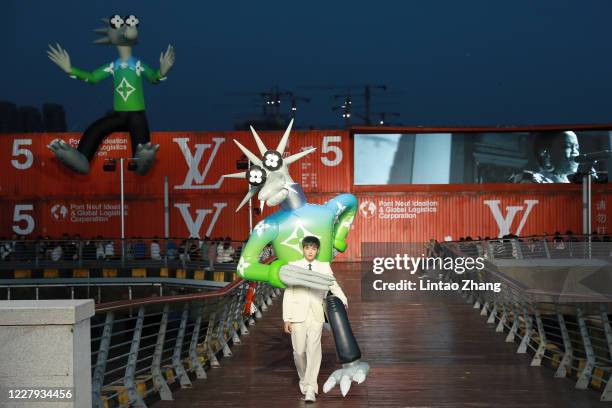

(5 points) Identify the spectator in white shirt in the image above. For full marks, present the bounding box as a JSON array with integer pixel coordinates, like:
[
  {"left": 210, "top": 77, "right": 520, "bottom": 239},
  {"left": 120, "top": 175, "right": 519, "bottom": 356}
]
[
  {"left": 216, "top": 241, "right": 235, "bottom": 263},
  {"left": 51, "top": 242, "right": 63, "bottom": 261},
  {"left": 104, "top": 241, "right": 115, "bottom": 260},
  {"left": 150, "top": 239, "right": 161, "bottom": 260}
]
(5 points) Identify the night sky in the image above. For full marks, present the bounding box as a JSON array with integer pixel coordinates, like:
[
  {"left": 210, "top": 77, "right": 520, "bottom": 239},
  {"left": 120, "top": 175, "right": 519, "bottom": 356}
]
[{"left": 3, "top": 0, "right": 612, "bottom": 131}]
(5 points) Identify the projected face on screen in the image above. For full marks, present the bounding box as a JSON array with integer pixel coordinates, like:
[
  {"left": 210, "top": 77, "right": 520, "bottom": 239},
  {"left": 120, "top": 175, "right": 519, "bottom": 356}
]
[
  {"left": 534, "top": 131, "right": 580, "bottom": 177},
  {"left": 353, "top": 130, "right": 611, "bottom": 184}
]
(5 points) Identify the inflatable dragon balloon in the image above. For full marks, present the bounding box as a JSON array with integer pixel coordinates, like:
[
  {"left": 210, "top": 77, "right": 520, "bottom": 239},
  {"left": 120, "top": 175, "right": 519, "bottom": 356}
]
[
  {"left": 223, "top": 119, "right": 369, "bottom": 396},
  {"left": 47, "top": 14, "right": 175, "bottom": 175}
]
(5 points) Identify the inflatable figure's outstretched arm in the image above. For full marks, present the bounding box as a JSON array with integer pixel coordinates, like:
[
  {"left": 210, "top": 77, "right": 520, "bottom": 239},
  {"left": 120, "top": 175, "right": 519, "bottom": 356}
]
[
  {"left": 324, "top": 194, "right": 370, "bottom": 396},
  {"left": 237, "top": 219, "right": 285, "bottom": 286},
  {"left": 238, "top": 220, "right": 336, "bottom": 291},
  {"left": 326, "top": 193, "right": 358, "bottom": 253},
  {"left": 47, "top": 44, "right": 173, "bottom": 85},
  {"left": 323, "top": 296, "right": 370, "bottom": 396},
  {"left": 158, "top": 44, "right": 175, "bottom": 78},
  {"left": 47, "top": 44, "right": 111, "bottom": 84},
  {"left": 69, "top": 64, "right": 113, "bottom": 84}
]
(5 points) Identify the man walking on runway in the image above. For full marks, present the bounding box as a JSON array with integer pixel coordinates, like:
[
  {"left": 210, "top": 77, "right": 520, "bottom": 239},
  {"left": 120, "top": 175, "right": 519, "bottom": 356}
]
[{"left": 283, "top": 236, "right": 348, "bottom": 402}]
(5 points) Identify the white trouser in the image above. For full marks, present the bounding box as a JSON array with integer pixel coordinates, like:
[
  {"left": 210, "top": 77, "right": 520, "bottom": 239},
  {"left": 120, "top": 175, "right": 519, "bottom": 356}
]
[{"left": 290, "top": 308, "right": 323, "bottom": 394}]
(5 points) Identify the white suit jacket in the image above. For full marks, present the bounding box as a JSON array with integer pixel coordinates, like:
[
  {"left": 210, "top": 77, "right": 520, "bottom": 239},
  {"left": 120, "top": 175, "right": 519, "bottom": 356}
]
[{"left": 282, "top": 258, "right": 348, "bottom": 323}]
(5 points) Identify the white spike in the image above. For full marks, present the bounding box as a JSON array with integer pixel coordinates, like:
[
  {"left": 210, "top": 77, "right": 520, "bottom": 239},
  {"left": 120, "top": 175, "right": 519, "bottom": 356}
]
[
  {"left": 340, "top": 375, "right": 351, "bottom": 396},
  {"left": 260, "top": 200, "right": 265, "bottom": 213},
  {"left": 93, "top": 37, "right": 111, "bottom": 45},
  {"left": 249, "top": 126, "right": 268, "bottom": 156},
  {"left": 284, "top": 147, "right": 316, "bottom": 165},
  {"left": 283, "top": 182, "right": 298, "bottom": 194},
  {"left": 223, "top": 171, "right": 247, "bottom": 179},
  {"left": 276, "top": 118, "right": 294, "bottom": 154},
  {"left": 233, "top": 140, "right": 262, "bottom": 166},
  {"left": 236, "top": 189, "right": 257, "bottom": 212}
]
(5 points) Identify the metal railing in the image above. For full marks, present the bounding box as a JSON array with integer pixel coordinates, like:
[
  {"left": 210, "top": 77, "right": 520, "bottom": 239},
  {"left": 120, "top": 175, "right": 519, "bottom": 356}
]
[
  {"left": 445, "top": 234, "right": 612, "bottom": 261},
  {"left": 0, "top": 238, "right": 248, "bottom": 270},
  {"left": 0, "top": 277, "right": 227, "bottom": 303},
  {"left": 90, "top": 275, "right": 279, "bottom": 407},
  {"left": 0, "top": 235, "right": 278, "bottom": 406},
  {"left": 439, "top": 239, "right": 612, "bottom": 402}
]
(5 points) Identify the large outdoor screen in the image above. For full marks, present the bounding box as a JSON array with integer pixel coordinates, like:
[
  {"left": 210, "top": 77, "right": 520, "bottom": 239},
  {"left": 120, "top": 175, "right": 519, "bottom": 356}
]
[{"left": 354, "top": 131, "right": 612, "bottom": 184}]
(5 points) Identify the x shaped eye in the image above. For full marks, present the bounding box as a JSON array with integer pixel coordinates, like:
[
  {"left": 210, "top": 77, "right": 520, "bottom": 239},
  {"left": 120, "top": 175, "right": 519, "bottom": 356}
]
[
  {"left": 109, "top": 14, "right": 124, "bottom": 29},
  {"left": 246, "top": 165, "right": 267, "bottom": 186},
  {"left": 124, "top": 14, "right": 139, "bottom": 27},
  {"left": 262, "top": 150, "right": 283, "bottom": 171}
]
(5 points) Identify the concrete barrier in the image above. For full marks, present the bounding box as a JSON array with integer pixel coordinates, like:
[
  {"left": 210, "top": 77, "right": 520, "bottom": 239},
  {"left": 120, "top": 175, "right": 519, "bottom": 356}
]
[{"left": 0, "top": 299, "right": 94, "bottom": 407}]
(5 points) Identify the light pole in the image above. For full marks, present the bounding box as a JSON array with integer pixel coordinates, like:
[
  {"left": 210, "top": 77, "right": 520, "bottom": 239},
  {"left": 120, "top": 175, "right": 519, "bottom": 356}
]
[{"left": 103, "top": 157, "right": 138, "bottom": 261}]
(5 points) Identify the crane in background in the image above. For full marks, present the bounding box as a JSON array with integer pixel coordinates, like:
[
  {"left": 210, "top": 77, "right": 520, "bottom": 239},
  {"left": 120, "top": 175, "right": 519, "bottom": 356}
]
[
  {"left": 226, "top": 87, "right": 310, "bottom": 130},
  {"left": 299, "top": 84, "right": 389, "bottom": 126}
]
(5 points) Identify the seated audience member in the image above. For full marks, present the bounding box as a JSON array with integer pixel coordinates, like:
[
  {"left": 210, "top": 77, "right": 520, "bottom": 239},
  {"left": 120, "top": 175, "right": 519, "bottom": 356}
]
[
  {"left": 566, "top": 230, "right": 578, "bottom": 242},
  {"left": 188, "top": 238, "right": 201, "bottom": 261},
  {"left": 523, "top": 236, "right": 544, "bottom": 258},
  {"left": 125, "top": 240, "right": 135, "bottom": 261},
  {"left": 165, "top": 240, "right": 178, "bottom": 260},
  {"left": 134, "top": 238, "right": 146, "bottom": 260},
  {"left": 233, "top": 244, "right": 243, "bottom": 262},
  {"left": 150, "top": 238, "right": 161, "bottom": 260},
  {"left": 0, "top": 237, "right": 12, "bottom": 261},
  {"left": 83, "top": 239, "right": 97, "bottom": 260},
  {"left": 552, "top": 232, "right": 566, "bottom": 250},
  {"left": 74, "top": 234, "right": 82, "bottom": 259},
  {"left": 96, "top": 238, "right": 105, "bottom": 260},
  {"left": 207, "top": 238, "right": 217, "bottom": 265},
  {"left": 200, "top": 237, "right": 213, "bottom": 269},
  {"left": 35, "top": 235, "right": 47, "bottom": 260},
  {"left": 105, "top": 240, "right": 115, "bottom": 260},
  {"left": 7, "top": 234, "right": 17, "bottom": 260},
  {"left": 179, "top": 239, "right": 189, "bottom": 261},
  {"left": 217, "top": 240, "right": 235, "bottom": 263},
  {"left": 43, "top": 235, "right": 53, "bottom": 260},
  {"left": 199, "top": 237, "right": 209, "bottom": 260},
  {"left": 51, "top": 241, "right": 63, "bottom": 261}
]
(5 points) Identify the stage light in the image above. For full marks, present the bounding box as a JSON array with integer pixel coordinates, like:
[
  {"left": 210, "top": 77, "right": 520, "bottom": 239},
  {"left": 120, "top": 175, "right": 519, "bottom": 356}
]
[
  {"left": 103, "top": 158, "right": 117, "bottom": 172},
  {"left": 127, "top": 159, "right": 138, "bottom": 171},
  {"left": 236, "top": 155, "right": 249, "bottom": 170}
]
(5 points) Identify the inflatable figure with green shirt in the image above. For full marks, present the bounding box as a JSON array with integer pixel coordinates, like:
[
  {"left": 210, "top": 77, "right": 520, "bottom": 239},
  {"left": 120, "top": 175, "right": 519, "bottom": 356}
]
[
  {"left": 47, "top": 14, "right": 175, "bottom": 176},
  {"left": 223, "top": 119, "right": 369, "bottom": 396}
]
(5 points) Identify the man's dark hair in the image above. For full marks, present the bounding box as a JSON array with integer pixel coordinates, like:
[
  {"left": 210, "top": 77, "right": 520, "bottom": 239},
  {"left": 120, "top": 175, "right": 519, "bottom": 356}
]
[
  {"left": 532, "top": 131, "right": 566, "bottom": 166},
  {"left": 301, "top": 236, "right": 320, "bottom": 249}
]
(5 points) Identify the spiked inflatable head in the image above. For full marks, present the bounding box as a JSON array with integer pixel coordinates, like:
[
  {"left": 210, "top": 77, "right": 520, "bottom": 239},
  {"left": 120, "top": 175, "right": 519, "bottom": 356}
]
[
  {"left": 94, "top": 15, "right": 139, "bottom": 46},
  {"left": 222, "top": 119, "right": 316, "bottom": 212}
]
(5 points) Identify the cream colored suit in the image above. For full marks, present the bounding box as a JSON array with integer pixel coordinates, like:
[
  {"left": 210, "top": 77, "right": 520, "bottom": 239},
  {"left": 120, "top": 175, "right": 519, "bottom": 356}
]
[{"left": 283, "top": 258, "right": 347, "bottom": 394}]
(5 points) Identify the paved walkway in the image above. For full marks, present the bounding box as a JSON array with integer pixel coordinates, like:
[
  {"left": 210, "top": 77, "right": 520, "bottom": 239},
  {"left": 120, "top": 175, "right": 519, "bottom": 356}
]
[{"left": 154, "top": 263, "right": 603, "bottom": 407}]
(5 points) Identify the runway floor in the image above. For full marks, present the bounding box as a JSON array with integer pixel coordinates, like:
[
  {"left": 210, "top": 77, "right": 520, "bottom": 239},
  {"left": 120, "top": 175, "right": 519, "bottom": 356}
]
[{"left": 153, "top": 262, "right": 603, "bottom": 408}]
